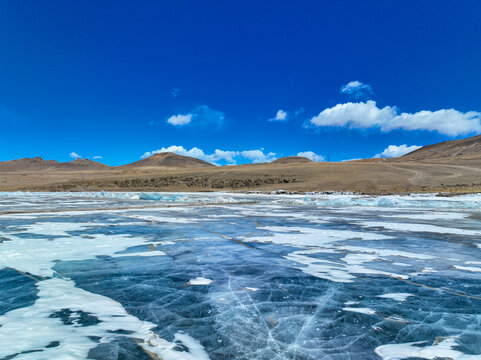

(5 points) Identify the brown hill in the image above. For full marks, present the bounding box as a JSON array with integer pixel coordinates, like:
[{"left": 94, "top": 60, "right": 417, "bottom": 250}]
[
  {"left": 56, "top": 159, "right": 111, "bottom": 171},
  {"left": 272, "top": 156, "right": 313, "bottom": 164},
  {"left": 122, "top": 152, "right": 215, "bottom": 169},
  {"left": 0, "top": 157, "right": 60, "bottom": 172},
  {"left": 391, "top": 135, "right": 481, "bottom": 163},
  {"left": 0, "top": 157, "right": 111, "bottom": 172}
]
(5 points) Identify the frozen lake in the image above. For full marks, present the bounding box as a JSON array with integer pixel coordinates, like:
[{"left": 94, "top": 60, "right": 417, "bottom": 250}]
[{"left": 0, "top": 191, "right": 480, "bottom": 360}]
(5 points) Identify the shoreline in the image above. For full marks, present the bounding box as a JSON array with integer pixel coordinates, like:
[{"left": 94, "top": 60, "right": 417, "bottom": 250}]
[{"left": 2, "top": 188, "right": 481, "bottom": 198}]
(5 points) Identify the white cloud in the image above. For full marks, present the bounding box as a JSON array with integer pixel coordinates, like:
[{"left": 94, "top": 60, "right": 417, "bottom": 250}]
[
  {"left": 340, "top": 81, "right": 373, "bottom": 99},
  {"left": 297, "top": 151, "right": 325, "bottom": 162},
  {"left": 140, "top": 146, "right": 239, "bottom": 165},
  {"left": 69, "top": 152, "right": 81, "bottom": 159},
  {"left": 142, "top": 146, "right": 204, "bottom": 160},
  {"left": 383, "top": 109, "right": 481, "bottom": 136},
  {"left": 92, "top": 156, "right": 102, "bottom": 159},
  {"left": 374, "top": 144, "right": 422, "bottom": 158},
  {"left": 166, "top": 105, "right": 225, "bottom": 127},
  {"left": 167, "top": 114, "right": 192, "bottom": 126},
  {"left": 310, "top": 100, "right": 481, "bottom": 136},
  {"left": 211, "top": 149, "right": 238, "bottom": 164},
  {"left": 141, "top": 146, "right": 277, "bottom": 164},
  {"left": 311, "top": 101, "right": 395, "bottom": 128},
  {"left": 270, "top": 109, "right": 288, "bottom": 121},
  {"left": 240, "top": 150, "right": 277, "bottom": 163}
]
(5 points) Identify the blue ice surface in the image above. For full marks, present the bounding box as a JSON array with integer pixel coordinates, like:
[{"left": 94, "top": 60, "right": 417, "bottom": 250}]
[{"left": 0, "top": 192, "right": 480, "bottom": 359}]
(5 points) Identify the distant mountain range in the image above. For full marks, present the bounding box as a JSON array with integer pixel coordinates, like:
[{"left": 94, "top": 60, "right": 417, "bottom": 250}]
[
  {"left": 0, "top": 157, "right": 111, "bottom": 172},
  {"left": 1, "top": 135, "right": 480, "bottom": 173},
  {"left": 0, "top": 152, "right": 213, "bottom": 172},
  {"left": 1, "top": 135, "right": 481, "bottom": 195}
]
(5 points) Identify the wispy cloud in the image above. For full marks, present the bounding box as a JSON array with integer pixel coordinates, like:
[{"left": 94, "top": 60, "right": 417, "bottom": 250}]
[
  {"left": 92, "top": 155, "right": 103, "bottom": 159},
  {"left": 374, "top": 144, "right": 422, "bottom": 158},
  {"left": 340, "top": 81, "right": 373, "bottom": 99},
  {"left": 69, "top": 152, "right": 81, "bottom": 159},
  {"left": 310, "top": 100, "right": 481, "bottom": 136}
]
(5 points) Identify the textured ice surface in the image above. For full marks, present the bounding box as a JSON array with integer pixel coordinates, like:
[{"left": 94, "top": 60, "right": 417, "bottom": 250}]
[{"left": 0, "top": 192, "right": 480, "bottom": 359}]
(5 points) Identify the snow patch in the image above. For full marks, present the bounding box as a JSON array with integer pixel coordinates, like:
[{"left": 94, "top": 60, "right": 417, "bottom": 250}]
[{"left": 188, "top": 277, "right": 213, "bottom": 285}]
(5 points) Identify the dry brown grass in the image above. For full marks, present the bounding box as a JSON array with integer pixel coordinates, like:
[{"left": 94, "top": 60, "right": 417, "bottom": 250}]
[{"left": 2, "top": 160, "right": 481, "bottom": 195}]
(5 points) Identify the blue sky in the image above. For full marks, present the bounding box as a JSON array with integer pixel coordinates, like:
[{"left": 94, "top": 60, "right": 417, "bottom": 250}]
[{"left": 1, "top": 1, "right": 481, "bottom": 165}]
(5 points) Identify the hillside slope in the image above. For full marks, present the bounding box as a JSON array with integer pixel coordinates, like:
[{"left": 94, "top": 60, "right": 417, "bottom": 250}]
[
  {"left": 272, "top": 156, "right": 313, "bottom": 164},
  {"left": 0, "top": 157, "right": 111, "bottom": 172},
  {"left": 0, "top": 157, "right": 60, "bottom": 172},
  {"left": 121, "top": 152, "right": 215, "bottom": 168},
  {"left": 392, "top": 135, "right": 481, "bottom": 163}
]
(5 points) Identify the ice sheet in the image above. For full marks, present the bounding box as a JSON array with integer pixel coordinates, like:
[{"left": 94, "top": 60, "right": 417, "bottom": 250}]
[{"left": 0, "top": 191, "right": 479, "bottom": 359}]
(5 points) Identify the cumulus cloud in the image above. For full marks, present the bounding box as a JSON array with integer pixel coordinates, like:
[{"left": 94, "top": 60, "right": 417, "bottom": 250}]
[
  {"left": 311, "top": 101, "right": 395, "bottom": 128},
  {"left": 142, "top": 146, "right": 208, "bottom": 160},
  {"left": 297, "top": 151, "right": 325, "bottom": 162},
  {"left": 211, "top": 149, "right": 238, "bottom": 164},
  {"left": 69, "top": 152, "right": 81, "bottom": 159},
  {"left": 340, "top": 81, "right": 373, "bottom": 99},
  {"left": 374, "top": 144, "right": 422, "bottom": 158},
  {"left": 167, "top": 114, "right": 192, "bottom": 126},
  {"left": 240, "top": 150, "right": 277, "bottom": 163},
  {"left": 270, "top": 109, "right": 288, "bottom": 121},
  {"left": 166, "top": 105, "right": 225, "bottom": 127},
  {"left": 310, "top": 100, "right": 481, "bottom": 136},
  {"left": 140, "top": 146, "right": 239, "bottom": 165},
  {"left": 141, "top": 146, "right": 277, "bottom": 165}
]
